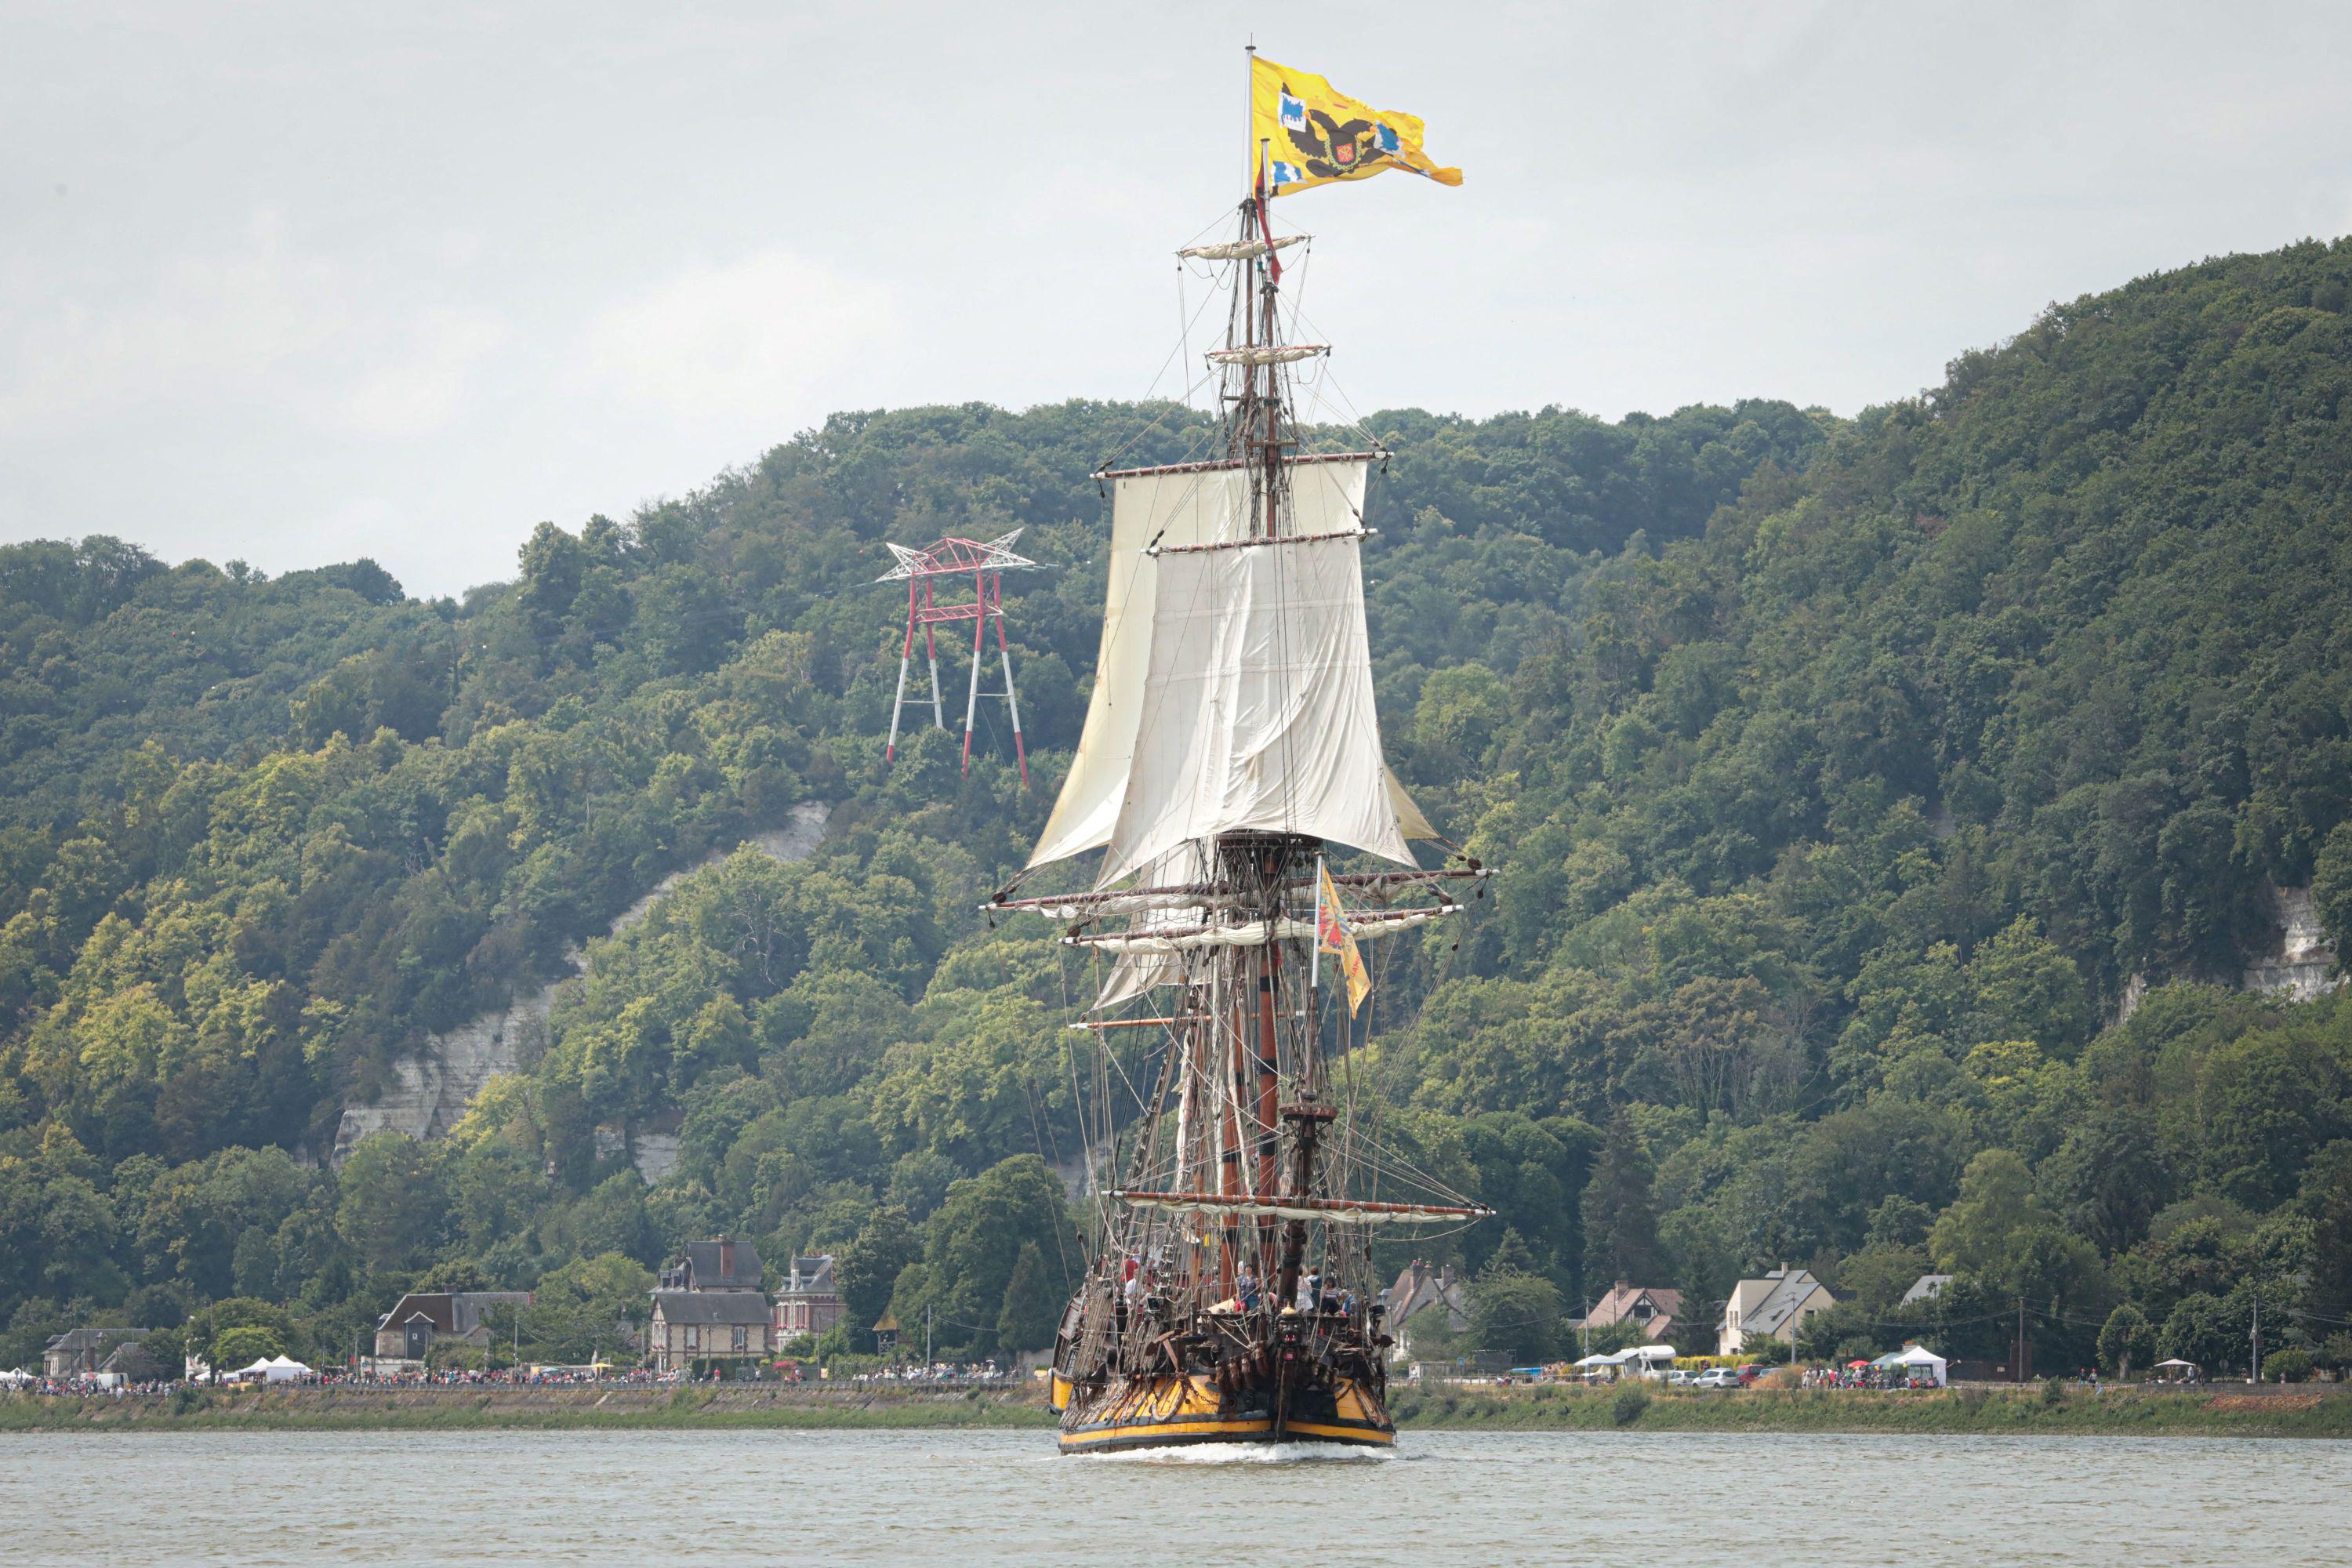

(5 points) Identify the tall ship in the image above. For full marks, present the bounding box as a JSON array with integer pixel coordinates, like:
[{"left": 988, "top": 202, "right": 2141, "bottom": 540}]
[{"left": 992, "top": 53, "right": 1489, "bottom": 1454}]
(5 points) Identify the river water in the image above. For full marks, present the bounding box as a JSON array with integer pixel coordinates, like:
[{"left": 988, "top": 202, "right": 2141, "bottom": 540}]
[{"left": 2, "top": 1428, "right": 2344, "bottom": 1565}]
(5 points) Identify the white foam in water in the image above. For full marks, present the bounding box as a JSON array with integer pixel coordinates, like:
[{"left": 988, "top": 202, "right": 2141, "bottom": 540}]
[{"left": 1073, "top": 1441, "right": 1403, "bottom": 1466}]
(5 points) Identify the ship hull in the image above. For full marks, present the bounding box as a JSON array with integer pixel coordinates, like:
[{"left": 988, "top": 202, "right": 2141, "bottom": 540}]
[{"left": 1054, "top": 1372, "right": 1396, "bottom": 1454}]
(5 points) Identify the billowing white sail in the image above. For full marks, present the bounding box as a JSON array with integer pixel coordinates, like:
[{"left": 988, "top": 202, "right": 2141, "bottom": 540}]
[
  {"left": 1087, "top": 840, "right": 1207, "bottom": 1012},
  {"left": 1028, "top": 470, "right": 1245, "bottom": 868},
  {"left": 1097, "top": 523, "right": 1417, "bottom": 887},
  {"left": 1029, "top": 455, "right": 1392, "bottom": 869}
]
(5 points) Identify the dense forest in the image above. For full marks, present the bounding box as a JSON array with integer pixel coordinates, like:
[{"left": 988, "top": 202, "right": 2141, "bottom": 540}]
[{"left": 4, "top": 237, "right": 2351, "bottom": 1382}]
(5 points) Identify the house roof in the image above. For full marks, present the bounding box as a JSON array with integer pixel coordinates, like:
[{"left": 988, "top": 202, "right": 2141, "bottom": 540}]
[
  {"left": 653, "top": 1290, "right": 771, "bottom": 1326},
  {"left": 374, "top": 1291, "right": 532, "bottom": 1335},
  {"left": 1900, "top": 1273, "right": 1953, "bottom": 1304},
  {"left": 1382, "top": 1260, "right": 1468, "bottom": 1330},
  {"left": 1588, "top": 1283, "right": 1683, "bottom": 1334},
  {"left": 672, "top": 1239, "right": 764, "bottom": 1292},
  {"left": 782, "top": 1254, "right": 837, "bottom": 1295},
  {"left": 1722, "top": 1269, "right": 1834, "bottom": 1337},
  {"left": 45, "top": 1327, "right": 120, "bottom": 1353}
]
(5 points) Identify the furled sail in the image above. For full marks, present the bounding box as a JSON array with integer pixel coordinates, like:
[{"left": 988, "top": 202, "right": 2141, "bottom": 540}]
[
  {"left": 1206, "top": 343, "right": 1327, "bottom": 366},
  {"left": 1029, "top": 455, "right": 1392, "bottom": 869},
  {"left": 1096, "top": 520, "right": 1417, "bottom": 888},
  {"left": 1107, "top": 1191, "right": 1494, "bottom": 1225},
  {"left": 1178, "top": 234, "right": 1307, "bottom": 262}
]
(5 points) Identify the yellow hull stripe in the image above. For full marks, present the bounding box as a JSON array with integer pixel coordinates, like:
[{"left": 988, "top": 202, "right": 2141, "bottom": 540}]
[
  {"left": 1282, "top": 1419, "right": 1395, "bottom": 1444},
  {"left": 1062, "top": 1418, "right": 1274, "bottom": 1446}
]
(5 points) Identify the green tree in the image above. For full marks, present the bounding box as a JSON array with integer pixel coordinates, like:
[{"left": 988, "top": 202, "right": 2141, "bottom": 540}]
[
  {"left": 836, "top": 1204, "right": 920, "bottom": 1354},
  {"left": 1929, "top": 1149, "right": 2049, "bottom": 1283},
  {"left": 211, "top": 1323, "right": 283, "bottom": 1369},
  {"left": 1580, "top": 1111, "right": 1661, "bottom": 1295},
  {"left": 334, "top": 1132, "right": 447, "bottom": 1272},
  {"left": 1468, "top": 1264, "right": 1563, "bottom": 1364},
  {"left": 995, "top": 1241, "right": 1058, "bottom": 1357},
  {"left": 893, "top": 1156, "right": 1069, "bottom": 1357},
  {"left": 2097, "top": 1303, "right": 2154, "bottom": 1378}
]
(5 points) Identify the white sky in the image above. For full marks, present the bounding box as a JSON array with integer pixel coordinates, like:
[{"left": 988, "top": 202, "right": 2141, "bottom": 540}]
[{"left": 7, "top": 1, "right": 2351, "bottom": 597}]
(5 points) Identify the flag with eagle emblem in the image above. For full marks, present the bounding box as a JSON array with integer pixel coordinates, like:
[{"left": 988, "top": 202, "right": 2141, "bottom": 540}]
[{"left": 1250, "top": 55, "right": 1461, "bottom": 198}]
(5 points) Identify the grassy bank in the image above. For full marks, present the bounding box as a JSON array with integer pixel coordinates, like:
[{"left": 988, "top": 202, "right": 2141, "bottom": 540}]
[
  {"left": 1388, "top": 1382, "right": 2352, "bottom": 1439},
  {"left": 0, "top": 1384, "right": 1058, "bottom": 1434}
]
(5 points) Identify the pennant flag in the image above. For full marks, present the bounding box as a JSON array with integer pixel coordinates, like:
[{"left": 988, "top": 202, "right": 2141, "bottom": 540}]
[
  {"left": 1316, "top": 862, "right": 1373, "bottom": 1017},
  {"left": 1250, "top": 55, "right": 1462, "bottom": 199}
]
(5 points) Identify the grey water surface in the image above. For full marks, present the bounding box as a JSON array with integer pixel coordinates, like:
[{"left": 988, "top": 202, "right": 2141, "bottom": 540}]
[{"left": 2, "top": 1428, "right": 2345, "bottom": 1566}]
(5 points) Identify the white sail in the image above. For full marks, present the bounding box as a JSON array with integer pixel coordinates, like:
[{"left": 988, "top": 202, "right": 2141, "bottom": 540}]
[
  {"left": 1028, "top": 471, "right": 1245, "bottom": 868},
  {"left": 1069, "top": 905, "right": 1456, "bottom": 953},
  {"left": 1178, "top": 234, "right": 1307, "bottom": 261},
  {"left": 1206, "top": 343, "right": 1327, "bottom": 366},
  {"left": 1030, "top": 456, "right": 1396, "bottom": 869},
  {"left": 1097, "top": 520, "right": 1417, "bottom": 887},
  {"left": 1087, "top": 840, "right": 1207, "bottom": 1012}
]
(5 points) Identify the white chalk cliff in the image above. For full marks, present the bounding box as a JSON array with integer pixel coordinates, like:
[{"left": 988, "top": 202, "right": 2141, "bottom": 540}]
[{"left": 332, "top": 800, "right": 830, "bottom": 1172}]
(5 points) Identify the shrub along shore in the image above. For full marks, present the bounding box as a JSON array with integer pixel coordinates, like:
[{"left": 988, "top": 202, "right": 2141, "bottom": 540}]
[{"left": 5, "top": 1381, "right": 2347, "bottom": 1437}]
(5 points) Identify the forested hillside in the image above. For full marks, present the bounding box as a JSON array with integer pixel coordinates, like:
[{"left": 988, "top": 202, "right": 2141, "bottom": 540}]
[{"left": 5, "top": 238, "right": 2351, "bottom": 1382}]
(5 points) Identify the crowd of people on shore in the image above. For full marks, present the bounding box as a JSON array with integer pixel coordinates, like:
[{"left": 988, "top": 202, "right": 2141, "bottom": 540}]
[{"left": 848, "top": 1360, "right": 1015, "bottom": 1387}]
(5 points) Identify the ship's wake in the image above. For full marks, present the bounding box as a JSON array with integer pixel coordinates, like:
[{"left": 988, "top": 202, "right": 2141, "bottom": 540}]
[{"left": 1072, "top": 1442, "right": 1403, "bottom": 1467}]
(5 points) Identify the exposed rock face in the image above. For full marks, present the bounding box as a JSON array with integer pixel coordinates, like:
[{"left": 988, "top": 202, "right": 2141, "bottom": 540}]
[
  {"left": 332, "top": 988, "right": 554, "bottom": 1159},
  {"left": 332, "top": 801, "right": 830, "bottom": 1171},
  {"left": 2242, "top": 884, "right": 2340, "bottom": 1002},
  {"left": 2119, "top": 884, "right": 2343, "bottom": 1027}
]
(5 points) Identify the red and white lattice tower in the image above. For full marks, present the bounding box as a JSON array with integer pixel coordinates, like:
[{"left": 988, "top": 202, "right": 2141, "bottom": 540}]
[{"left": 876, "top": 528, "right": 1040, "bottom": 786}]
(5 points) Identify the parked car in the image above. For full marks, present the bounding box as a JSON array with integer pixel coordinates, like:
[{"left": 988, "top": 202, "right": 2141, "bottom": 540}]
[
  {"left": 1694, "top": 1367, "right": 1742, "bottom": 1388},
  {"left": 1734, "top": 1363, "right": 1766, "bottom": 1385}
]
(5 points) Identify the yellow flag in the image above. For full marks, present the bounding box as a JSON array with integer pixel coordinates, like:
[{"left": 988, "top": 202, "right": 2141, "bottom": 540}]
[
  {"left": 1316, "top": 862, "right": 1373, "bottom": 1018},
  {"left": 1250, "top": 55, "right": 1462, "bottom": 198}
]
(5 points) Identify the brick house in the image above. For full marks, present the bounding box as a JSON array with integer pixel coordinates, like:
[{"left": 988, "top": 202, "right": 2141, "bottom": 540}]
[{"left": 773, "top": 1254, "right": 844, "bottom": 1341}]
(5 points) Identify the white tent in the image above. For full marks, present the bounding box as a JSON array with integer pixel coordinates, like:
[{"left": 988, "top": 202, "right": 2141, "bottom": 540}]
[
  {"left": 0, "top": 1367, "right": 32, "bottom": 1386},
  {"left": 230, "top": 1356, "right": 311, "bottom": 1383},
  {"left": 1570, "top": 1353, "right": 1615, "bottom": 1368},
  {"left": 1877, "top": 1345, "right": 1947, "bottom": 1386}
]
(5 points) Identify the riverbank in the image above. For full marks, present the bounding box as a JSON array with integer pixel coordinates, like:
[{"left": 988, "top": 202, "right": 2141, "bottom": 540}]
[
  {"left": 6, "top": 1380, "right": 2347, "bottom": 1437},
  {"left": 1389, "top": 1381, "right": 2352, "bottom": 1438},
  {"left": 0, "top": 1383, "right": 1058, "bottom": 1432}
]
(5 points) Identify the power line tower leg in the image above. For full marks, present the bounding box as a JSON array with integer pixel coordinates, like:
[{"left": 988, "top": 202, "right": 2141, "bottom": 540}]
[
  {"left": 886, "top": 583, "right": 916, "bottom": 763},
  {"left": 996, "top": 595, "right": 1029, "bottom": 789},
  {"left": 960, "top": 569, "right": 987, "bottom": 775},
  {"left": 925, "top": 626, "right": 945, "bottom": 728}
]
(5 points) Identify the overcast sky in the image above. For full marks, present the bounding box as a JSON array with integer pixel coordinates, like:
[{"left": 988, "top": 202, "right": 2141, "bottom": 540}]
[{"left": 7, "top": 2, "right": 2351, "bottom": 597}]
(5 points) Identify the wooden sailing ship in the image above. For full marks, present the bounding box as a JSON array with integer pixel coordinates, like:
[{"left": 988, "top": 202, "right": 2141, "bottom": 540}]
[{"left": 994, "top": 100, "right": 1490, "bottom": 1452}]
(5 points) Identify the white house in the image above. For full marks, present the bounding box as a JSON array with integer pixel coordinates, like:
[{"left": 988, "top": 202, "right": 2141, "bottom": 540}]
[{"left": 1718, "top": 1266, "right": 1836, "bottom": 1356}]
